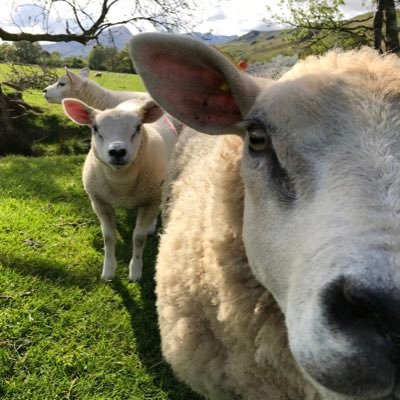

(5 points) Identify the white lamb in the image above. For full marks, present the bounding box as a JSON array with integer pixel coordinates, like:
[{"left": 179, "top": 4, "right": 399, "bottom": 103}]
[
  {"left": 63, "top": 97, "right": 169, "bottom": 281},
  {"left": 130, "top": 33, "right": 400, "bottom": 400},
  {"left": 43, "top": 67, "right": 181, "bottom": 154}
]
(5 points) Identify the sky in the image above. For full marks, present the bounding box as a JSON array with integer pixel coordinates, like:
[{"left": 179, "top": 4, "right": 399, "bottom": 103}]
[{"left": 0, "top": 0, "right": 375, "bottom": 38}]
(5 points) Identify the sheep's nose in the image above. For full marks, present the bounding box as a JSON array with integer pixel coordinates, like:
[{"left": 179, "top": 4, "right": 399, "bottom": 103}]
[
  {"left": 324, "top": 276, "right": 400, "bottom": 347},
  {"left": 43, "top": 89, "right": 47, "bottom": 93},
  {"left": 311, "top": 275, "right": 400, "bottom": 395},
  {"left": 109, "top": 147, "right": 127, "bottom": 159}
]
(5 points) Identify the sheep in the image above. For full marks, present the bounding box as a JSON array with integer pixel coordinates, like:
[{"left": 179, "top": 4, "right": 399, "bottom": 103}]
[
  {"left": 94, "top": 72, "right": 103, "bottom": 78},
  {"left": 62, "top": 97, "right": 169, "bottom": 281},
  {"left": 43, "top": 67, "right": 150, "bottom": 109},
  {"left": 43, "top": 67, "right": 182, "bottom": 153},
  {"left": 129, "top": 33, "right": 400, "bottom": 400}
]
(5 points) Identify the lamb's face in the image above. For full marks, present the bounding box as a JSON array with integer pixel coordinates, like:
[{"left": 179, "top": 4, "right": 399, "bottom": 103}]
[
  {"left": 62, "top": 98, "right": 163, "bottom": 172},
  {"left": 130, "top": 34, "right": 400, "bottom": 400},
  {"left": 43, "top": 68, "right": 88, "bottom": 103},
  {"left": 91, "top": 110, "right": 143, "bottom": 170}
]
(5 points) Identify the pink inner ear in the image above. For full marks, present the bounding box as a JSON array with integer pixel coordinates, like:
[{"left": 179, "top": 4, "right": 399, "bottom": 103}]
[
  {"left": 142, "top": 106, "right": 163, "bottom": 124},
  {"left": 145, "top": 55, "right": 242, "bottom": 130},
  {"left": 63, "top": 100, "right": 92, "bottom": 125}
]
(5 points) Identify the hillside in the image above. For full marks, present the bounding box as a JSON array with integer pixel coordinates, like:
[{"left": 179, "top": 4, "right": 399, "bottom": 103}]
[
  {"left": 42, "top": 26, "right": 133, "bottom": 57},
  {"left": 217, "top": 11, "right": 377, "bottom": 63},
  {"left": 217, "top": 29, "right": 294, "bottom": 63}
]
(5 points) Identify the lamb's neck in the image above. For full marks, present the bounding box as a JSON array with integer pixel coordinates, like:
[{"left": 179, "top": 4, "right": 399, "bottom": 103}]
[{"left": 78, "top": 80, "right": 138, "bottom": 110}]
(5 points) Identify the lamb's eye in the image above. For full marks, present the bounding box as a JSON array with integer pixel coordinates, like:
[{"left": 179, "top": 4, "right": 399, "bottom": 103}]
[
  {"left": 58, "top": 82, "right": 66, "bottom": 87},
  {"left": 92, "top": 125, "right": 103, "bottom": 140},
  {"left": 248, "top": 128, "right": 269, "bottom": 152},
  {"left": 131, "top": 125, "right": 141, "bottom": 140}
]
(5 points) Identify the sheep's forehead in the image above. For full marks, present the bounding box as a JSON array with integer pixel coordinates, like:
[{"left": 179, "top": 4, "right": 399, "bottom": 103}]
[
  {"left": 251, "top": 56, "right": 400, "bottom": 149},
  {"left": 57, "top": 75, "right": 69, "bottom": 85},
  {"left": 94, "top": 111, "right": 141, "bottom": 136}
]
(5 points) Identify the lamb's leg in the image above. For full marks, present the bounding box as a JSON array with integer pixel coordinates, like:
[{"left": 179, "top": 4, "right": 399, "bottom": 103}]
[
  {"left": 91, "top": 198, "right": 117, "bottom": 280},
  {"left": 129, "top": 204, "right": 159, "bottom": 281}
]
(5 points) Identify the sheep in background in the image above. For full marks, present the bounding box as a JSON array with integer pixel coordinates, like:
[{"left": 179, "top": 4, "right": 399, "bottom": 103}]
[
  {"left": 130, "top": 33, "right": 400, "bottom": 400},
  {"left": 43, "top": 67, "right": 181, "bottom": 152},
  {"left": 43, "top": 67, "right": 150, "bottom": 109},
  {"left": 63, "top": 97, "right": 169, "bottom": 281}
]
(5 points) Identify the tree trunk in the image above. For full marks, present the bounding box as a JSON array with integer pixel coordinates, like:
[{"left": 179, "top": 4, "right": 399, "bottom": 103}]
[
  {"left": 374, "top": 0, "right": 385, "bottom": 52},
  {"left": 0, "top": 85, "right": 15, "bottom": 155},
  {"left": 374, "top": 0, "right": 400, "bottom": 53},
  {"left": 385, "top": 0, "right": 400, "bottom": 53}
]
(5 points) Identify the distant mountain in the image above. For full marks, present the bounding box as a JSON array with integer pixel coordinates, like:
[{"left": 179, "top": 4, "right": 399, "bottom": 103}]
[
  {"left": 42, "top": 27, "right": 238, "bottom": 58},
  {"left": 42, "top": 26, "right": 133, "bottom": 58},
  {"left": 188, "top": 32, "right": 238, "bottom": 44}
]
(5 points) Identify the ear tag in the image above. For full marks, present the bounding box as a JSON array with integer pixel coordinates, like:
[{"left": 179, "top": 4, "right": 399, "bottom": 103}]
[{"left": 219, "top": 82, "right": 230, "bottom": 93}]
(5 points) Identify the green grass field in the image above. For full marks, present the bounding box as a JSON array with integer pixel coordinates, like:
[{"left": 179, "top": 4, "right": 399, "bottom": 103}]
[
  {"left": 0, "top": 155, "right": 201, "bottom": 399},
  {"left": 0, "top": 66, "right": 201, "bottom": 398}
]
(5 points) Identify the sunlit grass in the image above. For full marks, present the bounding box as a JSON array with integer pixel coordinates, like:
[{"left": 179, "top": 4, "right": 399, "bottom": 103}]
[{"left": 0, "top": 155, "right": 201, "bottom": 399}]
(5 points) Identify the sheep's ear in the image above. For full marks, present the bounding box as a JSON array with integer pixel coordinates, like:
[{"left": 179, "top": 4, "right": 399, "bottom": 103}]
[
  {"left": 129, "top": 33, "right": 262, "bottom": 134},
  {"left": 79, "top": 67, "right": 90, "bottom": 78},
  {"left": 65, "top": 69, "right": 85, "bottom": 88},
  {"left": 140, "top": 100, "right": 164, "bottom": 124},
  {"left": 62, "top": 98, "right": 96, "bottom": 126}
]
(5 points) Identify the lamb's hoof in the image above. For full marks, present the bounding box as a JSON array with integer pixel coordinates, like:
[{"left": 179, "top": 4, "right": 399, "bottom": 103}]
[
  {"left": 101, "top": 273, "right": 115, "bottom": 281},
  {"left": 129, "top": 259, "right": 143, "bottom": 282},
  {"left": 128, "top": 270, "right": 142, "bottom": 282}
]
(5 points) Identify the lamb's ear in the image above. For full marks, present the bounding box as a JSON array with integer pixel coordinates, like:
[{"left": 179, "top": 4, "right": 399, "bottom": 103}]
[
  {"left": 79, "top": 67, "right": 90, "bottom": 78},
  {"left": 140, "top": 100, "right": 164, "bottom": 124},
  {"left": 66, "top": 69, "right": 84, "bottom": 86},
  {"left": 129, "top": 33, "right": 262, "bottom": 134},
  {"left": 62, "top": 98, "right": 96, "bottom": 126}
]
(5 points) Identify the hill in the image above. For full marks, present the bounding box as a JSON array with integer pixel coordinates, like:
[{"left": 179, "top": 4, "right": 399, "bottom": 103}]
[
  {"left": 42, "top": 26, "right": 133, "bottom": 57},
  {"left": 217, "top": 29, "right": 294, "bottom": 63}
]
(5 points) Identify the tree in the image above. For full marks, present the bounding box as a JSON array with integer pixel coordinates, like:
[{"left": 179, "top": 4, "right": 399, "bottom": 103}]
[
  {"left": 269, "top": 0, "right": 400, "bottom": 56},
  {"left": 88, "top": 45, "right": 118, "bottom": 71},
  {"left": 373, "top": 0, "right": 399, "bottom": 53},
  {"left": 0, "top": 0, "right": 198, "bottom": 154},
  {"left": 0, "top": 0, "right": 198, "bottom": 44},
  {"left": 13, "top": 41, "right": 43, "bottom": 64}
]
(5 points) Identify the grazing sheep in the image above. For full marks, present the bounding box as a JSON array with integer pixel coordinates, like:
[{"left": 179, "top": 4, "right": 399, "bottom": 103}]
[
  {"left": 130, "top": 33, "right": 400, "bottom": 400},
  {"left": 63, "top": 97, "right": 169, "bottom": 281},
  {"left": 43, "top": 67, "right": 149, "bottom": 109},
  {"left": 94, "top": 72, "right": 103, "bottom": 78}
]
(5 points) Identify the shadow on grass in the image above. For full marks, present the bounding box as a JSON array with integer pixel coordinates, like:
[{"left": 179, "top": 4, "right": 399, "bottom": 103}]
[
  {"left": 0, "top": 253, "right": 99, "bottom": 290},
  {"left": 0, "top": 156, "right": 88, "bottom": 210},
  {"left": 111, "top": 231, "right": 203, "bottom": 400}
]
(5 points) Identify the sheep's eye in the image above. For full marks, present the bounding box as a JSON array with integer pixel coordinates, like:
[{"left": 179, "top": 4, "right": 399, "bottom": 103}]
[
  {"left": 248, "top": 128, "right": 269, "bottom": 153},
  {"left": 131, "top": 125, "right": 141, "bottom": 140},
  {"left": 58, "top": 82, "right": 66, "bottom": 87}
]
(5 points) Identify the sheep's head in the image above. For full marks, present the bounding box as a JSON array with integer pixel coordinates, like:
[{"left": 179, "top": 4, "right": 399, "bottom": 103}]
[
  {"left": 130, "top": 33, "right": 400, "bottom": 400},
  {"left": 43, "top": 67, "right": 89, "bottom": 103},
  {"left": 62, "top": 98, "right": 163, "bottom": 170}
]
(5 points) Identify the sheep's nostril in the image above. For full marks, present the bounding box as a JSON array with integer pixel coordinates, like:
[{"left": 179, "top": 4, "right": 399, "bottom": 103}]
[
  {"left": 109, "top": 148, "right": 127, "bottom": 158},
  {"left": 43, "top": 89, "right": 47, "bottom": 93},
  {"left": 322, "top": 276, "right": 400, "bottom": 343}
]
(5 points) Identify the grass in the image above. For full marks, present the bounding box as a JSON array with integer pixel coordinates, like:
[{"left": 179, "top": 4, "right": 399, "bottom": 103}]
[
  {"left": 0, "top": 155, "right": 202, "bottom": 399},
  {"left": 0, "top": 64, "right": 147, "bottom": 156}
]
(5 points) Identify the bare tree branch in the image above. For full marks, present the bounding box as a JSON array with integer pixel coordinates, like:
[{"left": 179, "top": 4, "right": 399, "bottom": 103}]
[{"left": 0, "top": 0, "right": 199, "bottom": 43}]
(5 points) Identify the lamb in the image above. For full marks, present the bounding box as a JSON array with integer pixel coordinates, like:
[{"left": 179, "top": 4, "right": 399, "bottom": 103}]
[
  {"left": 43, "top": 67, "right": 181, "bottom": 153},
  {"left": 129, "top": 33, "right": 400, "bottom": 400},
  {"left": 43, "top": 67, "right": 150, "bottom": 109},
  {"left": 62, "top": 97, "right": 169, "bottom": 281}
]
